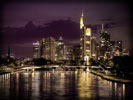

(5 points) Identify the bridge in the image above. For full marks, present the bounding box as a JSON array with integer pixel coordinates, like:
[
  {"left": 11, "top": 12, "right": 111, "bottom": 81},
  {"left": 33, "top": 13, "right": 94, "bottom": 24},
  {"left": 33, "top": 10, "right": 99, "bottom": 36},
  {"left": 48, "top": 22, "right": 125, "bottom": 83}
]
[
  {"left": 20, "top": 66, "right": 41, "bottom": 72},
  {"left": 16, "top": 65, "right": 90, "bottom": 72},
  {"left": 0, "top": 65, "right": 91, "bottom": 73},
  {"left": 90, "top": 59, "right": 110, "bottom": 70}
]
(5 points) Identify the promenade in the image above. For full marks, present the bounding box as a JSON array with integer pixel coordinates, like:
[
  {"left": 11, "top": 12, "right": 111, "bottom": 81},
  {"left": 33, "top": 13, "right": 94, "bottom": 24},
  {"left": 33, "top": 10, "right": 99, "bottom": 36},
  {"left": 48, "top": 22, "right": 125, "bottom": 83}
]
[{"left": 90, "top": 70, "right": 133, "bottom": 83}]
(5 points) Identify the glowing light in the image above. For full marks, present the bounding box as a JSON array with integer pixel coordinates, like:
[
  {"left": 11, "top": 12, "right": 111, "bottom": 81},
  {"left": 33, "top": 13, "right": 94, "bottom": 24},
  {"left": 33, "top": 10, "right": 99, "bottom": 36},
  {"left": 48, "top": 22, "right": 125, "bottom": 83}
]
[
  {"left": 85, "top": 28, "right": 91, "bottom": 36},
  {"left": 86, "top": 67, "right": 89, "bottom": 71},
  {"left": 33, "top": 42, "right": 40, "bottom": 46},
  {"left": 86, "top": 41, "right": 90, "bottom": 44},
  {"left": 77, "top": 72, "right": 91, "bottom": 98},
  {"left": 123, "top": 84, "right": 125, "bottom": 98},
  {"left": 84, "top": 56, "right": 89, "bottom": 61},
  {"left": 80, "top": 13, "right": 84, "bottom": 29},
  {"left": 114, "top": 82, "right": 117, "bottom": 92},
  {"left": 58, "top": 42, "right": 63, "bottom": 45},
  {"left": 92, "top": 54, "right": 96, "bottom": 57},
  {"left": 80, "top": 23, "right": 84, "bottom": 29},
  {"left": 86, "top": 50, "right": 90, "bottom": 52}
]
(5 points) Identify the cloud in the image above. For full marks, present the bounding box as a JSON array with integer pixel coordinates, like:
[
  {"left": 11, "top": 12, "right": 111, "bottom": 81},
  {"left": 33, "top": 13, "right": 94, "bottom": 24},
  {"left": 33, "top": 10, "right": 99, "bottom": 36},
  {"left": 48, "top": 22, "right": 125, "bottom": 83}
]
[
  {"left": 43, "top": 19, "right": 80, "bottom": 39},
  {"left": 3, "top": 19, "right": 80, "bottom": 43},
  {"left": 104, "top": 22, "right": 117, "bottom": 28},
  {"left": 100, "top": 18, "right": 113, "bottom": 21},
  {"left": 12, "top": 42, "right": 33, "bottom": 48}
]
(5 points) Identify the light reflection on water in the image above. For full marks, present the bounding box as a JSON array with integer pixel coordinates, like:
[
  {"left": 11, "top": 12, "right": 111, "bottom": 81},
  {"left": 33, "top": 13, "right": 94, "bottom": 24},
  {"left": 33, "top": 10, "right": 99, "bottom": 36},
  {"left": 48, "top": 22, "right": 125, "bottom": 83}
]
[{"left": 0, "top": 71, "right": 133, "bottom": 100}]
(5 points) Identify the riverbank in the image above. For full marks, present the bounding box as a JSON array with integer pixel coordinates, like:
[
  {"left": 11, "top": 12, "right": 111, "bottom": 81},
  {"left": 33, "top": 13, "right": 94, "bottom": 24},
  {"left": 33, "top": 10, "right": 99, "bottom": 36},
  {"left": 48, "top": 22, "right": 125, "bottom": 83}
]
[{"left": 90, "top": 70, "right": 133, "bottom": 83}]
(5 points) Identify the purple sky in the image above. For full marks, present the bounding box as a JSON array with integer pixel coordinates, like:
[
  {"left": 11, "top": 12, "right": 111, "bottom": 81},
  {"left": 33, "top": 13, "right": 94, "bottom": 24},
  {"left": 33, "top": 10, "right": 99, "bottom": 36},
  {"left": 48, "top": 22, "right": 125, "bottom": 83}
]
[{"left": 1, "top": 2, "right": 131, "bottom": 58}]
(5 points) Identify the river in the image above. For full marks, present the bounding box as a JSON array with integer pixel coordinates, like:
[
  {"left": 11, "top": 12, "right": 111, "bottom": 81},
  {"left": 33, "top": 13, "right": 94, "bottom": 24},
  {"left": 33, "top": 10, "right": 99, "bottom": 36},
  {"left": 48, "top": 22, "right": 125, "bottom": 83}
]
[{"left": 0, "top": 70, "right": 133, "bottom": 100}]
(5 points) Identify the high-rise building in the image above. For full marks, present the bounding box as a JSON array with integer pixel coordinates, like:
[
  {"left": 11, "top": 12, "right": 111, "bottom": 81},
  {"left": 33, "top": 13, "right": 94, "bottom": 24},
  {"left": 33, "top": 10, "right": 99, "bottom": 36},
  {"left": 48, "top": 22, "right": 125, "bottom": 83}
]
[
  {"left": 73, "top": 45, "right": 81, "bottom": 65},
  {"left": 122, "top": 48, "right": 129, "bottom": 56},
  {"left": 91, "top": 36, "right": 96, "bottom": 58},
  {"left": 109, "top": 40, "right": 123, "bottom": 57},
  {"left": 55, "top": 36, "right": 64, "bottom": 61},
  {"left": 33, "top": 41, "right": 40, "bottom": 59},
  {"left": 64, "top": 45, "right": 73, "bottom": 61},
  {"left": 40, "top": 37, "right": 56, "bottom": 62},
  {"left": 80, "top": 11, "right": 91, "bottom": 65},
  {"left": 116, "top": 41, "right": 122, "bottom": 55},
  {"left": 99, "top": 24, "right": 110, "bottom": 58},
  {"left": 95, "top": 43, "right": 100, "bottom": 60},
  {"left": 110, "top": 41, "right": 116, "bottom": 58}
]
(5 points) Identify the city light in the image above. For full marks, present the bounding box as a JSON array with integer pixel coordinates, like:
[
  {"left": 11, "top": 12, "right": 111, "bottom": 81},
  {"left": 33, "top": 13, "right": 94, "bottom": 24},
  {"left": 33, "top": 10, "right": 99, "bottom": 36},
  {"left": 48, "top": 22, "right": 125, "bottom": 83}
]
[
  {"left": 0, "top": 3, "right": 132, "bottom": 100},
  {"left": 85, "top": 28, "right": 91, "bottom": 36}
]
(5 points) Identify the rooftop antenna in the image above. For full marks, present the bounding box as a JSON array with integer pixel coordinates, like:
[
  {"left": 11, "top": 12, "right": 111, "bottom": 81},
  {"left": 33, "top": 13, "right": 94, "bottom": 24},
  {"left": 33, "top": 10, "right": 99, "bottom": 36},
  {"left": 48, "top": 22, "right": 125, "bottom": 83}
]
[
  {"left": 102, "top": 24, "right": 104, "bottom": 31},
  {"left": 81, "top": 10, "right": 84, "bottom": 17}
]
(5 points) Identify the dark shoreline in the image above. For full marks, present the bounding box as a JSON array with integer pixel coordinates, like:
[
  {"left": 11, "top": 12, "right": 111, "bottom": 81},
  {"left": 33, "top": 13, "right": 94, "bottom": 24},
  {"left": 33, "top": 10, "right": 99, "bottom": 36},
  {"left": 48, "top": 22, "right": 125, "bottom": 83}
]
[{"left": 90, "top": 70, "right": 133, "bottom": 84}]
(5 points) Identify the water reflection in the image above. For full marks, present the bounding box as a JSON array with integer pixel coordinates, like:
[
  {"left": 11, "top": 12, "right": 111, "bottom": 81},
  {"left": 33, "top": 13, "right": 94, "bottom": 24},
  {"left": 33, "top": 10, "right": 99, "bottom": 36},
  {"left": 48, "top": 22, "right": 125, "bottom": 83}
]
[{"left": 0, "top": 71, "right": 133, "bottom": 100}]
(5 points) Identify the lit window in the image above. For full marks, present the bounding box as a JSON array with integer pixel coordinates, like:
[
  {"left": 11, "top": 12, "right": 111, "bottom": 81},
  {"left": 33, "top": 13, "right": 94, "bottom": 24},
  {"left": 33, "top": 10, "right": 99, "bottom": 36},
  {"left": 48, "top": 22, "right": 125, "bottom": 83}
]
[
  {"left": 86, "top": 41, "right": 90, "bottom": 44},
  {"left": 85, "top": 28, "right": 91, "bottom": 36},
  {"left": 86, "top": 50, "right": 90, "bottom": 52}
]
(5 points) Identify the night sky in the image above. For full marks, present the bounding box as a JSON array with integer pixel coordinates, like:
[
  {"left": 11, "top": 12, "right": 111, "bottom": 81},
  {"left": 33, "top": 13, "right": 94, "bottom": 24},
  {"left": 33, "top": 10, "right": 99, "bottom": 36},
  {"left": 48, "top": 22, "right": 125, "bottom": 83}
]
[{"left": 1, "top": 1, "right": 132, "bottom": 58}]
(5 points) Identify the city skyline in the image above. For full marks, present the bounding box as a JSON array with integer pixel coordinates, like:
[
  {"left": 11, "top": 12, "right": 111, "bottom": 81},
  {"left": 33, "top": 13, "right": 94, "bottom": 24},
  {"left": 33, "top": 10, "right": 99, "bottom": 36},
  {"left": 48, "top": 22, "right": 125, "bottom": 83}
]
[
  {"left": 0, "top": 2, "right": 133, "bottom": 100},
  {"left": 1, "top": 2, "right": 131, "bottom": 57}
]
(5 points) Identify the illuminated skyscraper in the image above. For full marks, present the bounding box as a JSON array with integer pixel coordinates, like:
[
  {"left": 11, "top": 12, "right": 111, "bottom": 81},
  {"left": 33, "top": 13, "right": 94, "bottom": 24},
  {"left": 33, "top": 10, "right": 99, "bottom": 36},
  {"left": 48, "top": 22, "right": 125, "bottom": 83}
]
[
  {"left": 80, "top": 11, "right": 91, "bottom": 65},
  {"left": 91, "top": 36, "right": 96, "bottom": 59},
  {"left": 80, "top": 11, "right": 84, "bottom": 29},
  {"left": 33, "top": 41, "right": 40, "bottom": 59},
  {"left": 116, "top": 41, "right": 122, "bottom": 55},
  {"left": 110, "top": 41, "right": 116, "bottom": 58},
  {"left": 99, "top": 24, "right": 110, "bottom": 58},
  {"left": 40, "top": 37, "right": 56, "bottom": 62},
  {"left": 55, "top": 36, "right": 64, "bottom": 61},
  {"left": 64, "top": 45, "right": 73, "bottom": 61}
]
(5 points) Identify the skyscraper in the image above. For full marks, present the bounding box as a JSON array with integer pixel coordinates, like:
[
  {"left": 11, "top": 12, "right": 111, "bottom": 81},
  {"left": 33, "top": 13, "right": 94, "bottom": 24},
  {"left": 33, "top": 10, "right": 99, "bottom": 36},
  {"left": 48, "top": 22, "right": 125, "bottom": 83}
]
[
  {"left": 99, "top": 24, "right": 110, "bottom": 58},
  {"left": 80, "top": 11, "right": 91, "bottom": 65},
  {"left": 40, "top": 37, "right": 56, "bottom": 62},
  {"left": 110, "top": 41, "right": 116, "bottom": 58},
  {"left": 73, "top": 45, "right": 80, "bottom": 65},
  {"left": 33, "top": 41, "right": 40, "bottom": 59},
  {"left": 64, "top": 45, "right": 73, "bottom": 61},
  {"left": 91, "top": 36, "right": 96, "bottom": 59},
  {"left": 116, "top": 41, "right": 122, "bottom": 55},
  {"left": 55, "top": 36, "right": 64, "bottom": 61}
]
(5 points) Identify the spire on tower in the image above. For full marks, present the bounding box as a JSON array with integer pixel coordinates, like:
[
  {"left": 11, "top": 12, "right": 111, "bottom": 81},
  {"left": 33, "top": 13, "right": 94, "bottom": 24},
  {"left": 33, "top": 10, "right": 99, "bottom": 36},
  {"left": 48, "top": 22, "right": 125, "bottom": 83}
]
[
  {"left": 81, "top": 10, "right": 84, "bottom": 17},
  {"left": 80, "top": 10, "right": 84, "bottom": 29}
]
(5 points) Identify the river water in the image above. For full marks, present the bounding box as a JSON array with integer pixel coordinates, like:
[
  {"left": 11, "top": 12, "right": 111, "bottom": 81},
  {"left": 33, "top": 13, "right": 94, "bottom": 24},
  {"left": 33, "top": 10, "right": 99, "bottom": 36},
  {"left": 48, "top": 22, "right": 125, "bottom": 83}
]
[{"left": 0, "top": 70, "right": 133, "bottom": 100}]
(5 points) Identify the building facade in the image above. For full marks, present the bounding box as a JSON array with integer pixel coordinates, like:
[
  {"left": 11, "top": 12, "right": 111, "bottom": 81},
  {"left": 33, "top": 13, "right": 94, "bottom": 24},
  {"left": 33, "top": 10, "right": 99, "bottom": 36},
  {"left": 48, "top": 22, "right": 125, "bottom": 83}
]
[
  {"left": 80, "top": 12, "right": 91, "bottom": 65},
  {"left": 99, "top": 24, "right": 110, "bottom": 58},
  {"left": 55, "top": 36, "right": 64, "bottom": 61},
  {"left": 116, "top": 41, "right": 122, "bottom": 55},
  {"left": 40, "top": 37, "right": 56, "bottom": 62},
  {"left": 64, "top": 45, "right": 73, "bottom": 61},
  {"left": 33, "top": 41, "right": 40, "bottom": 59},
  {"left": 73, "top": 45, "right": 81, "bottom": 65},
  {"left": 91, "top": 36, "right": 96, "bottom": 59}
]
